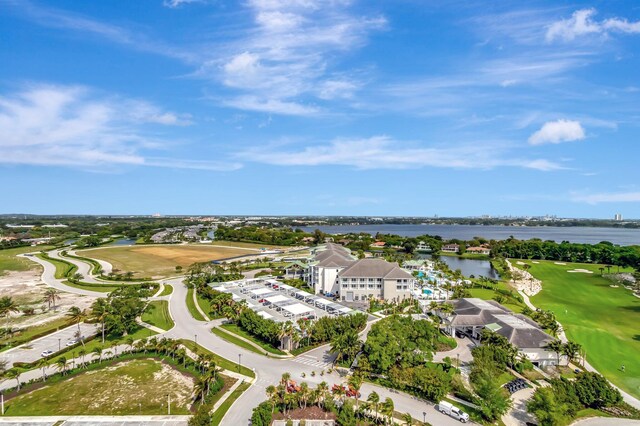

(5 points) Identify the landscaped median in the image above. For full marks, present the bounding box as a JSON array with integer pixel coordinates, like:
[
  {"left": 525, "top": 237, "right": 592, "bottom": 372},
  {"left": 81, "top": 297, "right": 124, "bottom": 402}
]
[
  {"left": 186, "top": 287, "right": 206, "bottom": 321},
  {"left": 141, "top": 300, "right": 175, "bottom": 331},
  {"left": 212, "top": 324, "right": 288, "bottom": 357},
  {"left": 179, "top": 339, "right": 255, "bottom": 378},
  {"left": 35, "top": 253, "right": 77, "bottom": 279}
]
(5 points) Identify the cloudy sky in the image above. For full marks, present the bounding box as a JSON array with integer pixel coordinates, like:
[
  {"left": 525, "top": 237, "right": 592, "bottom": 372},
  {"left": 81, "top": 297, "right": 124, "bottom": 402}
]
[{"left": 1, "top": 0, "right": 639, "bottom": 217}]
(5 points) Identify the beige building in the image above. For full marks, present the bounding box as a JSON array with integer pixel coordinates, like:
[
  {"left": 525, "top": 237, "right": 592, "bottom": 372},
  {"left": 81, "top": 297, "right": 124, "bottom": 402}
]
[
  {"left": 307, "top": 243, "right": 415, "bottom": 302},
  {"left": 338, "top": 258, "right": 414, "bottom": 303}
]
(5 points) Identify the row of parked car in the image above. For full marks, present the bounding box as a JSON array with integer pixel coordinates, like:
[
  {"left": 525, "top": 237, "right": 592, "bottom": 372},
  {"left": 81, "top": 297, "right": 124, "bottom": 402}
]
[{"left": 40, "top": 337, "right": 84, "bottom": 357}]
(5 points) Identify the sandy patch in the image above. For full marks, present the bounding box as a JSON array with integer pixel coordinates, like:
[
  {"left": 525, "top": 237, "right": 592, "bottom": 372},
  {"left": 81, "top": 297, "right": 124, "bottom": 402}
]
[
  {"left": 0, "top": 270, "right": 95, "bottom": 329},
  {"left": 610, "top": 285, "right": 619, "bottom": 288},
  {"left": 516, "top": 261, "right": 526, "bottom": 265},
  {"left": 554, "top": 262, "right": 566, "bottom": 265},
  {"left": 532, "top": 261, "right": 539, "bottom": 264},
  {"left": 567, "top": 269, "right": 593, "bottom": 274}
]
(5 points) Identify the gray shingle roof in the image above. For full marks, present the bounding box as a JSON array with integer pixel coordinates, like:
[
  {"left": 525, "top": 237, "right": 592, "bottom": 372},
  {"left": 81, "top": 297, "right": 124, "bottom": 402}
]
[
  {"left": 447, "top": 298, "right": 554, "bottom": 349},
  {"left": 338, "top": 258, "right": 413, "bottom": 279}
]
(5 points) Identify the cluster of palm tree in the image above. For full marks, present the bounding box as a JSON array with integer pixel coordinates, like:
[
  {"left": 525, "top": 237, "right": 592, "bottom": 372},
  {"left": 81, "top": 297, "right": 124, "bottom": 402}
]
[
  {"left": 264, "top": 373, "right": 406, "bottom": 425},
  {"left": 545, "top": 339, "right": 583, "bottom": 366},
  {"left": 329, "top": 329, "right": 362, "bottom": 366},
  {"left": 43, "top": 288, "right": 61, "bottom": 311}
]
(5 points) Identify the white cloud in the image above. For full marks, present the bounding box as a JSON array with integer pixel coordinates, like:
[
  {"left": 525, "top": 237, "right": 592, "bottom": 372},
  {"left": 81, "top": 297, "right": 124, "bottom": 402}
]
[
  {"left": 163, "top": 0, "right": 204, "bottom": 8},
  {"left": 237, "top": 136, "right": 563, "bottom": 171},
  {"left": 0, "top": 84, "right": 238, "bottom": 171},
  {"left": 528, "top": 119, "right": 585, "bottom": 145},
  {"left": 546, "top": 8, "right": 640, "bottom": 42},
  {"left": 203, "top": 0, "right": 385, "bottom": 114},
  {"left": 571, "top": 191, "right": 640, "bottom": 204}
]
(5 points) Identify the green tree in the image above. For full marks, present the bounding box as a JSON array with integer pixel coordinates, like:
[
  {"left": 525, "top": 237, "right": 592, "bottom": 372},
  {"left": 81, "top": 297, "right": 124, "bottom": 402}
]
[{"left": 527, "top": 387, "right": 572, "bottom": 426}]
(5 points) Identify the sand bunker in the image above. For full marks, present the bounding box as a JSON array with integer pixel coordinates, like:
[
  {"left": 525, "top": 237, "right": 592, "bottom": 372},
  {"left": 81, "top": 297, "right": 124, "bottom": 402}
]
[
  {"left": 554, "top": 262, "right": 567, "bottom": 265},
  {"left": 532, "top": 261, "right": 540, "bottom": 264},
  {"left": 516, "top": 261, "right": 526, "bottom": 265},
  {"left": 567, "top": 269, "right": 593, "bottom": 274}
]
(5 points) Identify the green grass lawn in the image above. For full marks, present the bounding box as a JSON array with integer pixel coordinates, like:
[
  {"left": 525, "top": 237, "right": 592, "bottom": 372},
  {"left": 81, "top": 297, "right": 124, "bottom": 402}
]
[
  {"left": 142, "top": 301, "right": 174, "bottom": 331},
  {"left": 212, "top": 327, "right": 265, "bottom": 356},
  {"left": 0, "top": 246, "right": 52, "bottom": 275},
  {"left": 523, "top": 259, "right": 640, "bottom": 399},
  {"left": 4, "top": 358, "right": 194, "bottom": 415},
  {"left": 196, "top": 291, "right": 212, "bottom": 318},
  {"left": 179, "top": 339, "right": 254, "bottom": 377},
  {"left": 218, "top": 323, "right": 286, "bottom": 355},
  {"left": 158, "top": 284, "right": 173, "bottom": 297},
  {"left": 210, "top": 381, "right": 251, "bottom": 425},
  {"left": 62, "top": 280, "right": 118, "bottom": 293},
  {"left": 186, "top": 287, "right": 205, "bottom": 321}
]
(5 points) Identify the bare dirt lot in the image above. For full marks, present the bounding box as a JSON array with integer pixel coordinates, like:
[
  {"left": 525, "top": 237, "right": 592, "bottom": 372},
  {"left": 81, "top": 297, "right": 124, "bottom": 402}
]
[{"left": 79, "top": 244, "right": 265, "bottom": 279}]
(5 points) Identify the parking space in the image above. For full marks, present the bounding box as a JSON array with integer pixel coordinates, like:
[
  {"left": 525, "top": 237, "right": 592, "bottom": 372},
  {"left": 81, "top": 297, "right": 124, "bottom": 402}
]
[
  {"left": 211, "top": 277, "right": 357, "bottom": 323},
  {"left": 0, "top": 323, "right": 97, "bottom": 367}
]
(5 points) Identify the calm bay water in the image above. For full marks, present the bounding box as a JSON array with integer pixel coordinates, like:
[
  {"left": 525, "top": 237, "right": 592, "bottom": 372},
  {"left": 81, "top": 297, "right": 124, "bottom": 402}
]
[{"left": 302, "top": 224, "right": 640, "bottom": 246}]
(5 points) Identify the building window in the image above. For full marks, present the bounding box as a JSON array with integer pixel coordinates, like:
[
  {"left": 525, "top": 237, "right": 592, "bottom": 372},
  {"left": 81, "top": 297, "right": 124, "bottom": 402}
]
[{"left": 377, "top": 284, "right": 382, "bottom": 289}]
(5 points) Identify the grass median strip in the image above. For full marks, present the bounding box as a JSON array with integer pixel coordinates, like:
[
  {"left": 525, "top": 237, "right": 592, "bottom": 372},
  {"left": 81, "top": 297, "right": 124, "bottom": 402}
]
[
  {"left": 220, "top": 323, "right": 287, "bottom": 356},
  {"left": 158, "top": 284, "right": 173, "bottom": 297},
  {"left": 210, "top": 381, "right": 251, "bottom": 425},
  {"left": 141, "top": 300, "right": 174, "bottom": 331},
  {"left": 186, "top": 287, "right": 205, "bottom": 321},
  {"left": 178, "top": 339, "right": 254, "bottom": 378}
]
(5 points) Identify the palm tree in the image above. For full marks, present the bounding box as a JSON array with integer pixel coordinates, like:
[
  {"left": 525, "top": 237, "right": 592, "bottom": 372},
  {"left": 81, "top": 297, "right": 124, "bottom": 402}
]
[
  {"left": 193, "top": 377, "right": 207, "bottom": 405},
  {"left": 0, "top": 296, "right": 20, "bottom": 326},
  {"left": 280, "top": 372, "right": 291, "bottom": 388},
  {"left": 545, "top": 340, "right": 564, "bottom": 367},
  {"left": 348, "top": 374, "right": 363, "bottom": 408},
  {"left": 78, "top": 348, "right": 87, "bottom": 368},
  {"left": 401, "top": 412, "right": 413, "bottom": 425},
  {"left": 66, "top": 306, "right": 87, "bottom": 336},
  {"left": 91, "top": 298, "right": 109, "bottom": 344},
  {"left": 36, "top": 358, "right": 48, "bottom": 381},
  {"left": 5, "top": 368, "right": 21, "bottom": 391},
  {"left": 56, "top": 357, "right": 68, "bottom": 375},
  {"left": 92, "top": 346, "right": 103, "bottom": 363},
  {"left": 367, "top": 391, "right": 380, "bottom": 421},
  {"left": 317, "top": 381, "right": 329, "bottom": 409},
  {"left": 43, "top": 288, "right": 61, "bottom": 311},
  {"left": 266, "top": 385, "right": 278, "bottom": 412},
  {"left": 382, "top": 397, "right": 395, "bottom": 425},
  {"left": 563, "top": 341, "right": 582, "bottom": 364},
  {"left": 126, "top": 337, "right": 135, "bottom": 354},
  {"left": 298, "top": 382, "right": 310, "bottom": 408}
]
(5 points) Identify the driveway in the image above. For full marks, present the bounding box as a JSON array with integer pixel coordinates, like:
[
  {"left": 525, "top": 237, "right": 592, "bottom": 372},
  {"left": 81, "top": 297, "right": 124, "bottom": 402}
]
[
  {"left": 433, "top": 335, "right": 475, "bottom": 365},
  {"left": 502, "top": 387, "right": 536, "bottom": 426}
]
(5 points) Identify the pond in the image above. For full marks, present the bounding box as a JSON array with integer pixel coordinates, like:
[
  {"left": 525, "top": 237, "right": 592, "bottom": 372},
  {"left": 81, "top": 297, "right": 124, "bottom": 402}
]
[
  {"left": 108, "top": 238, "right": 137, "bottom": 246},
  {"left": 418, "top": 254, "right": 500, "bottom": 279}
]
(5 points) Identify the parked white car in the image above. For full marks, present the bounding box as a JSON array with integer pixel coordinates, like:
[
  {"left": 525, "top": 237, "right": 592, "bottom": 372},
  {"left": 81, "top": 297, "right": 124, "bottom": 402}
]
[
  {"left": 438, "top": 401, "right": 469, "bottom": 423},
  {"left": 40, "top": 349, "right": 54, "bottom": 357}
]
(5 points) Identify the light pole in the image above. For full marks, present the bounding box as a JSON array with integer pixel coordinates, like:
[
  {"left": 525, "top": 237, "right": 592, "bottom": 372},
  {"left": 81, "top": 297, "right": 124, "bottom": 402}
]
[
  {"left": 238, "top": 353, "right": 242, "bottom": 372},
  {"left": 195, "top": 334, "right": 198, "bottom": 347},
  {"left": 423, "top": 411, "right": 426, "bottom": 424},
  {"left": 58, "top": 338, "right": 61, "bottom": 352},
  {"left": 167, "top": 393, "right": 171, "bottom": 415},
  {"left": 1, "top": 392, "right": 4, "bottom": 416},
  {"left": 456, "top": 353, "right": 460, "bottom": 369}
]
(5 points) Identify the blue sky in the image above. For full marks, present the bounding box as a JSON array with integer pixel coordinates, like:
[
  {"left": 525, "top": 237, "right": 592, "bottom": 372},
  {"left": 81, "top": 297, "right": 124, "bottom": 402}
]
[{"left": 1, "top": 0, "right": 639, "bottom": 217}]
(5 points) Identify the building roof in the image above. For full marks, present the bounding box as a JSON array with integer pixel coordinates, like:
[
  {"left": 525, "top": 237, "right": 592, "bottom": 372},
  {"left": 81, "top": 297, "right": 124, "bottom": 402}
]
[
  {"left": 338, "top": 258, "right": 413, "bottom": 280},
  {"left": 446, "top": 298, "right": 554, "bottom": 349}
]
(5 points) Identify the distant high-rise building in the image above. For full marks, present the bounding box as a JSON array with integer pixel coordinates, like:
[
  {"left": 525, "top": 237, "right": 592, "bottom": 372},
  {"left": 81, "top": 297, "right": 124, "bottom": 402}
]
[{"left": 614, "top": 213, "right": 623, "bottom": 221}]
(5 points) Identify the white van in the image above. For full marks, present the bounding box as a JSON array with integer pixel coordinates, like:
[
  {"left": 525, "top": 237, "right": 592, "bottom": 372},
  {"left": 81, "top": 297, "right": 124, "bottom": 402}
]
[{"left": 438, "top": 401, "right": 469, "bottom": 423}]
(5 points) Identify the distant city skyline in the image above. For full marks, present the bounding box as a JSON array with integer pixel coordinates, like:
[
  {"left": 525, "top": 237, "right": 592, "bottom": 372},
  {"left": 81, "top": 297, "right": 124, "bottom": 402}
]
[{"left": 1, "top": 1, "right": 639, "bottom": 216}]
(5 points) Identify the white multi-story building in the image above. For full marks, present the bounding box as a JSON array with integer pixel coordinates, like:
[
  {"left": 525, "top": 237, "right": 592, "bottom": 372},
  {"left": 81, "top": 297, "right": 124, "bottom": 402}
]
[{"left": 307, "top": 243, "right": 414, "bottom": 302}]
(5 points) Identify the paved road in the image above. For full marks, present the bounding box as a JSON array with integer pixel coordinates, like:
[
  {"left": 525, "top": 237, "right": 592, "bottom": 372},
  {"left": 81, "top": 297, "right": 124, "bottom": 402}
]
[
  {"left": 3, "top": 252, "right": 478, "bottom": 426},
  {"left": 1, "top": 323, "right": 96, "bottom": 368},
  {"left": 0, "top": 416, "right": 188, "bottom": 425},
  {"left": 571, "top": 419, "right": 640, "bottom": 426}
]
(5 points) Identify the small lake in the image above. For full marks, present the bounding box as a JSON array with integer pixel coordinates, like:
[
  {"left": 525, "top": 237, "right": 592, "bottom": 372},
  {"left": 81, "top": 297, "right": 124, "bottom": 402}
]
[
  {"left": 108, "top": 238, "right": 137, "bottom": 246},
  {"left": 417, "top": 254, "right": 499, "bottom": 279}
]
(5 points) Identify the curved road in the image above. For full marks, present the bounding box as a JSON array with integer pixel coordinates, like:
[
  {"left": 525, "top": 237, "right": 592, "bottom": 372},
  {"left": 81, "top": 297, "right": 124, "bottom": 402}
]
[{"left": 10, "top": 250, "right": 472, "bottom": 425}]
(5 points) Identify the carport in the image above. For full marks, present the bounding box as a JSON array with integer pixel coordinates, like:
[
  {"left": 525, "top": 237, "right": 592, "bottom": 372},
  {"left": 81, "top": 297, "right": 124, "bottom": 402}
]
[
  {"left": 314, "top": 298, "right": 332, "bottom": 310},
  {"left": 250, "top": 288, "right": 272, "bottom": 298},
  {"left": 282, "top": 303, "right": 315, "bottom": 320},
  {"left": 265, "top": 294, "right": 289, "bottom": 308}
]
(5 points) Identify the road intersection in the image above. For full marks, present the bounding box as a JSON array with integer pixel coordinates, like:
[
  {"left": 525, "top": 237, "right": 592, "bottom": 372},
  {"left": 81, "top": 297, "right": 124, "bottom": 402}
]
[{"left": 1, "top": 249, "right": 474, "bottom": 426}]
